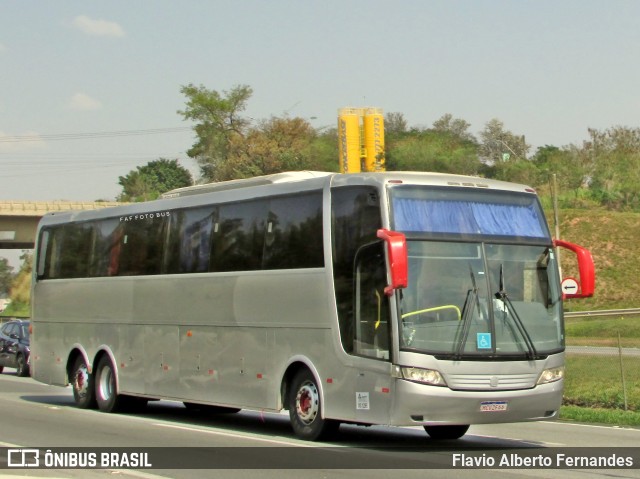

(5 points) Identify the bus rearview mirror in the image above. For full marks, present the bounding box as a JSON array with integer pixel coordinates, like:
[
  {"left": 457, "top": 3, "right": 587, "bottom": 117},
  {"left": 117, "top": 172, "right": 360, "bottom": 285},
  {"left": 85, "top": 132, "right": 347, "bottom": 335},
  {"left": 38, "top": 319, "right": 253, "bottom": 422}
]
[
  {"left": 553, "top": 239, "right": 595, "bottom": 299},
  {"left": 377, "top": 228, "right": 408, "bottom": 296}
]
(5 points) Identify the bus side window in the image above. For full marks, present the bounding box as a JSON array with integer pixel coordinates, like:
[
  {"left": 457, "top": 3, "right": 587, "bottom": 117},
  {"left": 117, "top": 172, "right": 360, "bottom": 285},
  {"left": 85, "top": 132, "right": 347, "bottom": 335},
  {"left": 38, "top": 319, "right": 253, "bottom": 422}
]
[
  {"left": 211, "top": 200, "right": 268, "bottom": 272},
  {"left": 118, "top": 218, "right": 167, "bottom": 276},
  {"left": 165, "top": 207, "right": 216, "bottom": 274},
  {"left": 41, "top": 224, "right": 93, "bottom": 279},
  {"left": 263, "top": 193, "right": 324, "bottom": 269}
]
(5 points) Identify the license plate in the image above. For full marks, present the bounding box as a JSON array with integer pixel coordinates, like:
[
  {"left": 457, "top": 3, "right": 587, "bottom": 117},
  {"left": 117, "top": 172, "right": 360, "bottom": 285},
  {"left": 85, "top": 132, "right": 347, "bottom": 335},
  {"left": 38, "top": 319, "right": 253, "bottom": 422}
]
[{"left": 480, "top": 401, "right": 508, "bottom": 412}]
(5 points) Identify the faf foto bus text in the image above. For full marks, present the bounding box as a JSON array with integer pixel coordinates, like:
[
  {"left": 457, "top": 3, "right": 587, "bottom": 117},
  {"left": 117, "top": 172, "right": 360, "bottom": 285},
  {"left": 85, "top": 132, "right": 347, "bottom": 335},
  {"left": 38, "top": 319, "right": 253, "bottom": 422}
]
[{"left": 119, "top": 211, "right": 171, "bottom": 222}]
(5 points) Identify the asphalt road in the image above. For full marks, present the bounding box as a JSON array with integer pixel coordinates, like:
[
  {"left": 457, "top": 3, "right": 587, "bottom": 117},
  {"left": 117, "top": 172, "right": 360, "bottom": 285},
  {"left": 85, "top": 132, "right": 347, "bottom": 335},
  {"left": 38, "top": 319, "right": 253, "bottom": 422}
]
[{"left": 1, "top": 369, "right": 639, "bottom": 479}]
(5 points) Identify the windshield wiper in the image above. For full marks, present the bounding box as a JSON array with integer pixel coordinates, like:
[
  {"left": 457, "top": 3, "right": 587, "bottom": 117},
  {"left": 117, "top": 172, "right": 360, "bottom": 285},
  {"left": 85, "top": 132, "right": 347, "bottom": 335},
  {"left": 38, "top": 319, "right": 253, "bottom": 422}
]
[
  {"left": 495, "top": 264, "right": 538, "bottom": 359},
  {"left": 454, "top": 267, "right": 480, "bottom": 359}
]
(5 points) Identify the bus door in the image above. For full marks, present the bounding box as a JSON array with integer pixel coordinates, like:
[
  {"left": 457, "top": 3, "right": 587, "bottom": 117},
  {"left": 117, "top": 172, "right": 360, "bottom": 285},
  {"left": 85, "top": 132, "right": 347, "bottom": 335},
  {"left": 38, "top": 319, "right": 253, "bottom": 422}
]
[{"left": 351, "top": 241, "right": 394, "bottom": 424}]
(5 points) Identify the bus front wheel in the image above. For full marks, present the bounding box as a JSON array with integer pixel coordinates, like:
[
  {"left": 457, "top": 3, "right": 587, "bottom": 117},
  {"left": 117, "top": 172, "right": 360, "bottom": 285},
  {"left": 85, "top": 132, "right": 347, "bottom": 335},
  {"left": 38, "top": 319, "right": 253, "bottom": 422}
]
[
  {"left": 288, "top": 369, "right": 339, "bottom": 441},
  {"left": 424, "top": 425, "right": 469, "bottom": 440}
]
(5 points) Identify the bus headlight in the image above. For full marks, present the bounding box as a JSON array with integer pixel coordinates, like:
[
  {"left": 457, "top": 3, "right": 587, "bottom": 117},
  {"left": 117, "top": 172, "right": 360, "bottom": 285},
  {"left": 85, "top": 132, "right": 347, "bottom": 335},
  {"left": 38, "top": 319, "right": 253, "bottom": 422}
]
[
  {"left": 537, "top": 366, "right": 565, "bottom": 385},
  {"left": 401, "top": 367, "right": 447, "bottom": 386}
]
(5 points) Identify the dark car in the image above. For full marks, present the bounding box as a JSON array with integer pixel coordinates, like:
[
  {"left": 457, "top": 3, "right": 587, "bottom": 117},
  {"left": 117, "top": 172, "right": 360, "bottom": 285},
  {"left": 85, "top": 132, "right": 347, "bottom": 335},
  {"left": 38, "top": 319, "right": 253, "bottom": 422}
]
[{"left": 0, "top": 319, "right": 30, "bottom": 377}]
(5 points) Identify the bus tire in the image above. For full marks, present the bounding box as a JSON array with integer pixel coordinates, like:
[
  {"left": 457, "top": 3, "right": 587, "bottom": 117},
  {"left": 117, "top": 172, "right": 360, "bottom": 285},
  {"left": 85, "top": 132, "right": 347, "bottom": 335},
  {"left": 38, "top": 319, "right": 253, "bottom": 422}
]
[
  {"left": 71, "top": 355, "right": 96, "bottom": 409},
  {"left": 424, "top": 425, "right": 469, "bottom": 440},
  {"left": 95, "top": 356, "right": 124, "bottom": 413},
  {"left": 288, "top": 369, "right": 339, "bottom": 441}
]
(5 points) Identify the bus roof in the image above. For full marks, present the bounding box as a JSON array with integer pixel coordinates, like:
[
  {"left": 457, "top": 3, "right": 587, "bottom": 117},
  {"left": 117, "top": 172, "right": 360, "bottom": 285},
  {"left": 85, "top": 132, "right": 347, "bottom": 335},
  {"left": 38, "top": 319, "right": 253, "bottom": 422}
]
[
  {"left": 161, "top": 171, "right": 334, "bottom": 199},
  {"left": 162, "top": 171, "right": 537, "bottom": 199},
  {"left": 38, "top": 171, "right": 538, "bottom": 227}
]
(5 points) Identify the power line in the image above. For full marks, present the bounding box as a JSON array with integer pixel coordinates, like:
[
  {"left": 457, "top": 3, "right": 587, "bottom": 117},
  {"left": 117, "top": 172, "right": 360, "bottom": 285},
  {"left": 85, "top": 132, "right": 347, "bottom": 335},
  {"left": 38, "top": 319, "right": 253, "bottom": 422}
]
[{"left": 0, "top": 126, "right": 192, "bottom": 143}]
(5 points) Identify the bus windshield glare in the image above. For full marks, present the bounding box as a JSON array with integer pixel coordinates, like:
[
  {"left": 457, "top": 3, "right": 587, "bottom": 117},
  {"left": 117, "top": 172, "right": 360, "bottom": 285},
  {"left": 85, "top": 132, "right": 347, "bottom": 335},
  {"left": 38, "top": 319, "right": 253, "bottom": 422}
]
[{"left": 389, "top": 186, "right": 562, "bottom": 359}]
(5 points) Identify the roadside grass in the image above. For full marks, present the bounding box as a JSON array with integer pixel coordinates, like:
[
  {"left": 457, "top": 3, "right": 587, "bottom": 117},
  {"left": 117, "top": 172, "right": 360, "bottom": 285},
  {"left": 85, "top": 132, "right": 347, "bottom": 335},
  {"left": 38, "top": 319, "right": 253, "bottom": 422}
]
[
  {"left": 0, "top": 302, "right": 29, "bottom": 318},
  {"left": 563, "top": 355, "right": 640, "bottom": 410},
  {"left": 565, "top": 316, "right": 640, "bottom": 347},
  {"left": 563, "top": 315, "right": 639, "bottom": 426},
  {"left": 559, "top": 406, "right": 640, "bottom": 427}
]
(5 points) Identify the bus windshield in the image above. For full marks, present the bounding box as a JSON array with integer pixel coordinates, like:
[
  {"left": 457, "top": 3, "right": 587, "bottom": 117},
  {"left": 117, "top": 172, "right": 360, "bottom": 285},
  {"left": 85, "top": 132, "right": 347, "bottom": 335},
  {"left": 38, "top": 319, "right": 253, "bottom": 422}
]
[
  {"left": 398, "top": 241, "right": 563, "bottom": 358},
  {"left": 389, "top": 185, "right": 562, "bottom": 359}
]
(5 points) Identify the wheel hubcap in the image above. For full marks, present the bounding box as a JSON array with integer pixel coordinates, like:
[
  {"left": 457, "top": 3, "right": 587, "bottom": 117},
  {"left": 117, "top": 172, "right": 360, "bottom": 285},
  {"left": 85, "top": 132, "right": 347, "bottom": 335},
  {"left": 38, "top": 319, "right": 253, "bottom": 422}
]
[
  {"left": 74, "top": 366, "right": 90, "bottom": 399},
  {"left": 295, "top": 381, "right": 319, "bottom": 425}
]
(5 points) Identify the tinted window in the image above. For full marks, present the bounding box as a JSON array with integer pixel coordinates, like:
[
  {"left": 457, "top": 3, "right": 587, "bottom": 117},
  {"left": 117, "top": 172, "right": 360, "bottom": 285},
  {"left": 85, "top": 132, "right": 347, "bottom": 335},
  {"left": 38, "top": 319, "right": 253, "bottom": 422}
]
[
  {"left": 90, "top": 218, "right": 123, "bottom": 277},
  {"left": 211, "top": 200, "right": 268, "bottom": 272},
  {"left": 42, "top": 223, "right": 93, "bottom": 279},
  {"left": 117, "top": 216, "right": 168, "bottom": 276},
  {"left": 166, "top": 207, "right": 217, "bottom": 274},
  {"left": 37, "top": 191, "right": 326, "bottom": 279},
  {"left": 331, "top": 186, "right": 382, "bottom": 354},
  {"left": 263, "top": 193, "right": 323, "bottom": 269}
]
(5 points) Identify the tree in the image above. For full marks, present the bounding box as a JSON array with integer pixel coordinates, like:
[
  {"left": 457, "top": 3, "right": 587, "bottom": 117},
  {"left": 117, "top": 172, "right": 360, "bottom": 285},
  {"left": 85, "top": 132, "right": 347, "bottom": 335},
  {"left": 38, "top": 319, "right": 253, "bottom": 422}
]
[
  {"left": 584, "top": 126, "right": 640, "bottom": 209},
  {"left": 178, "top": 83, "right": 253, "bottom": 181},
  {"left": 479, "top": 119, "right": 535, "bottom": 183},
  {"left": 479, "top": 118, "right": 529, "bottom": 164},
  {"left": 384, "top": 112, "right": 409, "bottom": 137},
  {"left": 118, "top": 158, "right": 193, "bottom": 202},
  {"left": 308, "top": 127, "right": 340, "bottom": 173},
  {"left": 218, "top": 117, "right": 337, "bottom": 180},
  {"left": 3, "top": 252, "right": 31, "bottom": 316},
  {"left": 432, "top": 113, "right": 476, "bottom": 143},
  {"left": 386, "top": 128, "right": 482, "bottom": 175},
  {"left": 532, "top": 145, "right": 587, "bottom": 198},
  {"left": 0, "top": 257, "right": 14, "bottom": 297}
]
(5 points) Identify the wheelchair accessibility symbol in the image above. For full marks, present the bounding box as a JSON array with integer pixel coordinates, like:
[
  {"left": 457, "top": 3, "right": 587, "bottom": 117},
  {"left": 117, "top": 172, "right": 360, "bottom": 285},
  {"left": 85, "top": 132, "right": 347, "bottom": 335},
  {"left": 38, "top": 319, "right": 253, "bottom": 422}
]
[{"left": 477, "top": 333, "right": 492, "bottom": 350}]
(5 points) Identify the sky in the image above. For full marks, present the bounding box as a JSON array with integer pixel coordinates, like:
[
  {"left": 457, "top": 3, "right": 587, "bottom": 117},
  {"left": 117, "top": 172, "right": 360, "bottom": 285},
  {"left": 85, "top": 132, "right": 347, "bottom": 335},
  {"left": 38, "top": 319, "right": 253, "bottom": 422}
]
[{"left": 0, "top": 0, "right": 638, "bottom": 204}]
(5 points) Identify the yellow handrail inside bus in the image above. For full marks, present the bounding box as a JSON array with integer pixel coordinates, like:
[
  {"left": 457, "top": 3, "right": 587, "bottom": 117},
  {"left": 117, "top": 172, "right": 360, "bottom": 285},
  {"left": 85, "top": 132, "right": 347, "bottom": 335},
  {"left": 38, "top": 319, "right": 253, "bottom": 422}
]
[
  {"left": 401, "top": 305, "right": 462, "bottom": 321},
  {"left": 375, "top": 289, "right": 382, "bottom": 330}
]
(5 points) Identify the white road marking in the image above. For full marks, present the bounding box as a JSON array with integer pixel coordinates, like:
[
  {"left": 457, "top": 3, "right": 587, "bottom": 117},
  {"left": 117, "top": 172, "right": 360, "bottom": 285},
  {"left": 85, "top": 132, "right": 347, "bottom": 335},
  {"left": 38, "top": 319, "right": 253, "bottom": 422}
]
[{"left": 153, "top": 422, "right": 319, "bottom": 447}]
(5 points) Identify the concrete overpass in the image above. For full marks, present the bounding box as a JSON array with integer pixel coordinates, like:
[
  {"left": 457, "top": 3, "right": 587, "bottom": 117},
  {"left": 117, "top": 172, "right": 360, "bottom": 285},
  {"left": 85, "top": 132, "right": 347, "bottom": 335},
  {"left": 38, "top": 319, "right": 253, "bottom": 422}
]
[{"left": 0, "top": 201, "right": 127, "bottom": 249}]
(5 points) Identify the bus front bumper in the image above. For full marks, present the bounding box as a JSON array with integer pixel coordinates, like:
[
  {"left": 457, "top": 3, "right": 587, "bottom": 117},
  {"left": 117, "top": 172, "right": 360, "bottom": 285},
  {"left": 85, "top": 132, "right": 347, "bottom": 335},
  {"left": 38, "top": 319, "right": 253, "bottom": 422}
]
[{"left": 390, "top": 378, "right": 563, "bottom": 426}]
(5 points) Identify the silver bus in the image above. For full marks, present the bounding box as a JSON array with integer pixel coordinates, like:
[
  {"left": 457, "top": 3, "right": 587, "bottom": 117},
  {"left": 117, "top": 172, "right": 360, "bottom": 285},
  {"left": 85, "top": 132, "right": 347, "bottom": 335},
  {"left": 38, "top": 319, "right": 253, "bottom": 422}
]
[{"left": 31, "top": 171, "right": 594, "bottom": 441}]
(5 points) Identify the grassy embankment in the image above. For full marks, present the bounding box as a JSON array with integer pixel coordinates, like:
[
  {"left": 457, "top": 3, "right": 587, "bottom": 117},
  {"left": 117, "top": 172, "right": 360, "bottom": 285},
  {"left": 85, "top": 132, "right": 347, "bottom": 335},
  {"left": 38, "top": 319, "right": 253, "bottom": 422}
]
[{"left": 557, "top": 208, "right": 640, "bottom": 426}]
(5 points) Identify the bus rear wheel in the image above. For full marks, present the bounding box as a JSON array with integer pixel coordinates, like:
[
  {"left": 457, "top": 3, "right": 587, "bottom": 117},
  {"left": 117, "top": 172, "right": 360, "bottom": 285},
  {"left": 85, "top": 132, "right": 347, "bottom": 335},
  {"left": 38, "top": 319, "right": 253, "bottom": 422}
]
[
  {"left": 424, "top": 425, "right": 469, "bottom": 440},
  {"left": 71, "top": 355, "right": 96, "bottom": 409},
  {"left": 95, "top": 356, "right": 125, "bottom": 413},
  {"left": 288, "top": 369, "right": 339, "bottom": 441}
]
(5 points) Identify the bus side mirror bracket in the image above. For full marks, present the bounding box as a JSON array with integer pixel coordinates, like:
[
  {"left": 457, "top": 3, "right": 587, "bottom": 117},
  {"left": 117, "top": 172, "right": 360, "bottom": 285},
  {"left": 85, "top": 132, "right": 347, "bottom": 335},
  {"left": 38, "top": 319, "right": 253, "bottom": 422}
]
[
  {"left": 377, "top": 228, "right": 408, "bottom": 296},
  {"left": 553, "top": 239, "right": 595, "bottom": 299}
]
